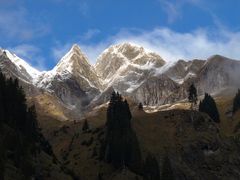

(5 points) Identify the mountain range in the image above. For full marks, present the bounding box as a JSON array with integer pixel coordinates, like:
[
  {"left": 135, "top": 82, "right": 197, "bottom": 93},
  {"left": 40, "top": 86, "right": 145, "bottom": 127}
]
[
  {"left": 2, "top": 43, "right": 240, "bottom": 179},
  {"left": 0, "top": 43, "right": 240, "bottom": 120}
]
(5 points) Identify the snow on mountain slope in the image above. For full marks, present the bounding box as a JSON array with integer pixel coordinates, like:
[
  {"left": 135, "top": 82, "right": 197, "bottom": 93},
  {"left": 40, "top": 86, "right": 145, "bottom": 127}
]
[
  {"left": 37, "top": 44, "right": 102, "bottom": 90},
  {"left": 0, "top": 49, "right": 37, "bottom": 82},
  {"left": 0, "top": 49, "right": 41, "bottom": 97},
  {"left": 95, "top": 43, "right": 166, "bottom": 93},
  {"left": 2, "top": 43, "right": 240, "bottom": 116},
  {"left": 165, "top": 59, "right": 205, "bottom": 84},
  {"left": 4, "top": 50, "right": 40, "bottom": 80},
  {"left": 35, "top": 44, "right": 102, "bottom": 111}
]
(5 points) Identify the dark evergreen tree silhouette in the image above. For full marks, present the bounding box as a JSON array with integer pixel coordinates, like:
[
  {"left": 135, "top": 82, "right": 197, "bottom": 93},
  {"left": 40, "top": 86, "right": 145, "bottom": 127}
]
[
  {"left": 199, "top": 93, "right": 220, "bottom": 123},
  {"left": 101, "top": 91, "right": 142, "bottom": 171},
  {"left": 138, "top": 102, "right": 143, "bottom": 111},
  {"left": 233, "top": 89, "right": 240, "bottom": 114},
  {"left": 0, "top": 71, "right": 6, "bottom": 123},
  {"left": 26, "top": 105, "right": 39, "bottom": 141},
  {"left": 82, "top": 119, "right": 89, "bottom": 131},
  {"left": 143, "top": 154, "right": 160, "bottom": 180},
  {"left": 0, "top": 71, "right": 41, "bottom": 135},
  {"left": 188, "top": 83, "right": 198, "bottom": 109},
  {"left": 161, "top": 155, "right": 175, "bottom": 180},
  {"left": 0, "top": 71, "right": 54, "bottom": 178}
]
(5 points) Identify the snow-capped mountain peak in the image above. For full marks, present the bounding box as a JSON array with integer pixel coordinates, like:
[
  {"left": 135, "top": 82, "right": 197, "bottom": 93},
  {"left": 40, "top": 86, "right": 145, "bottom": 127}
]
[
  {"left": 3, "top": 49, "right": 40, "bottom": 80},
  {"left": 95, "top": 42, "right": 165, "bottom": 82},
  {"left": 94, "top": 42, "right": 166, "bottom": 94},
  {"left": 35, "top": 43, "right": 102, "bottom": 108},
  {"left": 1, "top": 42, "right": 240, "bottom": 115},
  {"left": 52, "top": 44, "right": 90, "bottom": 74}
]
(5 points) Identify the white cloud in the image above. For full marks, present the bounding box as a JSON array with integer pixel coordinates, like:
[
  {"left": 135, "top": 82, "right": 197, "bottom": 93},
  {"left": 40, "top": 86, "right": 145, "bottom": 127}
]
[
  {"left": 9, "top": 44, "right": 48, "bottom": 71},
  {"left": 159, "top": 0, "right": 180, "bottom": 23},
  {"left": 9, "top": 44, "right": 40, "bottom": 58},
  {"left": 0, "top": 5, "right": 50, "bottom": 41},
  {"left": 79, "top": 27, "right": 240, "bottom": 64},
  {"left": 79, "top": 1, "right": 89, "bottom": 17},
  {"left": 52, "top": 43, "right": 72, "bottom": 62},
  {"left": 51, "top": 41, "right": 107, "bottom": 64},
  {"left": 158, "top": 0, "right": 201, "bottom": 23},
  {"left": 8, "top": 26, "right": 240, "bottom": 72},
  {"left": 80, "top": 29, "right": 101, "bottom": 40},
  {"left": 51, "top": 26, "right": 240, "bottom": 69},
  {"left": 79, "top": 42, "right": 110, "bottom": 64}
]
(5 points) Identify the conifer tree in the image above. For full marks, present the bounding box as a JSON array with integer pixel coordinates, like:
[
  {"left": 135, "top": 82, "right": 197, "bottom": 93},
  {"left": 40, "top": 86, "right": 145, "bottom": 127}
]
[
  {"left": 0, "top": 71, "right": 6, "bottom": 123},
  {"left": 138, "top": 102, "right": 143, "bottom": 110},
  {"left": 82, "top": 119, "right": 89, "bottom": 131},
  {"left": 26, "top": 105, "right": 39, "bottom": 140},
  {"left": 188, "top": 83, "right": 198, "bottom": 110},
  {"left": 102, "top": 91, "right": 142, "bottom": 171},
  {"left": 233, "top": 89, "right": 240, "bottom": 114},
  {"left": 199, "top": 93, "right": 220, "bottom": 123},
  {"left": 0, "top": 70, "right": 54, "bottom": 177}
]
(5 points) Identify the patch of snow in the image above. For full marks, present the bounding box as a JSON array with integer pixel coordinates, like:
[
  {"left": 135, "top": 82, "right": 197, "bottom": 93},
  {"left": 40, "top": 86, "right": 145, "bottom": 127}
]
[
  {"left": 154, "top": 61, "right": 176, "bottom": 76},
  {"left": 126, "top": 82, "right": 143, "bottom": 93},
  {"left": 79, "top": 74, "right": 97, "bottom": 89},
  {"left": 4, "top": 50, "right": 40, "bottom": 79}
]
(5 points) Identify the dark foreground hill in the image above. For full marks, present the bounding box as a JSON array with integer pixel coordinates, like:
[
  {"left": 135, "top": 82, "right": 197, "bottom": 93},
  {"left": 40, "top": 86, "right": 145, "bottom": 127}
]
[
  {"left": 39, "top": 95, "right": 240, "bottom": 180},
  {"left": 0, "top": 72, "right": 78, "bottom": 180}
]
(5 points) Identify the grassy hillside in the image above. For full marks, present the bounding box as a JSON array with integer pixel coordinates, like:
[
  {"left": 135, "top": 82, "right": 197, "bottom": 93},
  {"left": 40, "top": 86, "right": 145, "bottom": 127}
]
[{"left": 35, "top": 93, "right": 240, "bottom": 179}]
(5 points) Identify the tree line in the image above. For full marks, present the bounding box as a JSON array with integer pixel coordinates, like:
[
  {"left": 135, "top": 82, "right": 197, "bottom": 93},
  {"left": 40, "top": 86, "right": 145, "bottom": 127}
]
[
  {"left": 99, "top": 91, "right": 175, "bottom": 179},
  {"left": 0, "top": 71, "right": 53, "bottom": 179},
  {"left": 188, "top": 83, "right": 220, "bottom": 123},
  {"left": 188, "top": 83, "right": 240, "bottom": 122}
]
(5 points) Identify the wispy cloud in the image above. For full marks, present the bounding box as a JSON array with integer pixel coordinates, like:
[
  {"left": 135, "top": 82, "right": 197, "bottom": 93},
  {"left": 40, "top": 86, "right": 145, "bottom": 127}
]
[
  {"left": 80, "top": 29, "right": 101, "bottom": 40},
  {"left": 0, "top": 3, "right": 50, "bottom": 41},
  {"left": 51, "top": 40, "right": 106, "bottom": 65},
  {"left": 109, "top": 27, "right": 240, "bottom": 62},
  {"left": 52, "top": 43, "right": 72, "bottom": 62},
  {"left": 51, "top": 26, "right": 240, "bottom": 67},
  {"left": 9, "top": 44, "right": 40, "bottom": 58},
  {"left": 9, "top": 44, "right": 48, "bottom": 71},
  {"left": 158, "top": 0, "right": 201, "bottom": 23},
  {"left": 79, "top": 1, "right": 90, "bottom": 17},
  {"left": 11, "top": 26, "right": 240, "bottom": 71}
]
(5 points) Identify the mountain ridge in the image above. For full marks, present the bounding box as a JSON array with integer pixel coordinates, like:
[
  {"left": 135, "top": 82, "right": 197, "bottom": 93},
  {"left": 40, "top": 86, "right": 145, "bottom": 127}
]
[{"left": 1, "top": 43, "right": 240, "bottom": 119}]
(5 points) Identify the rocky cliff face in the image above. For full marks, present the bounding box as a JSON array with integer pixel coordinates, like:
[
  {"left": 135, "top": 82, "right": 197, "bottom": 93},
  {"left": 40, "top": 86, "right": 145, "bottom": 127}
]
[
  {"left": 95, "top": 43, "right": 166, "bottom": 92},
  {"left": 0, "top": 50, "right": 40, "bottom": 96},
  {"left": 36, "top": 44, "right": 102, "bottom": 111},
  {"left": 95, "top": 47, "right": 240, "bottom": 106},
  {"left": 129, "top": 59, "right": 205, "bottom": 106},
  {"left": 195, "top": 55, "right": 240, "bottom": 95},
  {"left": 1, "top": 43, "right": 240, "bottom": 119},
  {"left": 165, "top": 59, "right": 205, "bottom": 84},
  {"left": 131, "top": 75, "right": 179, "bottom": 105},
  {"left": 0, "top": 49, "right": 39, "bottom": 83}
]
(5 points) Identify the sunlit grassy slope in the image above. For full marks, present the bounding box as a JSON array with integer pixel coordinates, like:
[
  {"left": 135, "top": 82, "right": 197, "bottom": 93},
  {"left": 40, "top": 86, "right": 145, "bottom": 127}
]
[{"left": 37, "top": 94, "right": 240, "bottom": 179}]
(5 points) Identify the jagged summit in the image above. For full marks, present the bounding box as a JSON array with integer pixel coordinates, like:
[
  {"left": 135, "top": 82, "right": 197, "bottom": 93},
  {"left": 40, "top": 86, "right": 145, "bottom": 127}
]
[
  {"left": 95, "top": 42, "right": 165, "bottom": 82},
  {"left": 0, "top": 49, "right": 40, "bottom": 82},
  {"left": 165, "top": 59, "right": 205, "bottom": 84},
  {"left": 96, "top": 42, "right": 164, "bottom": 66},
  {"left": 35, "top": 44, "right": 102, "bottom": 110},
  {"left": 71, "top": 43, "right": 82, "bottom": 52},
  {"left": 1, "top": 42, "right": 240, "bottom": 113},
  {"left": 52, "top": 44, "right": 91, "bottom": 74}
]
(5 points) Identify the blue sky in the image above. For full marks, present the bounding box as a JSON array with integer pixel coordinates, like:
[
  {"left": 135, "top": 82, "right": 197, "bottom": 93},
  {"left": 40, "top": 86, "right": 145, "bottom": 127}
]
[{"left": 0, "top": 0, "right": 239, "bottom": 70}]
